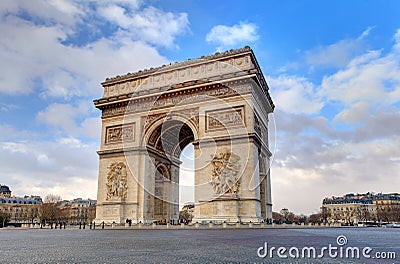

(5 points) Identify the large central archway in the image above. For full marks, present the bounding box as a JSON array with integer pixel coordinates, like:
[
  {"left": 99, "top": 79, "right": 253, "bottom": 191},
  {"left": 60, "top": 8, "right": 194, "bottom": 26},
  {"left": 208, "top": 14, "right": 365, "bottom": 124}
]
[
  {"left": 93, "top": 46, "right": 275, "bottom": 224},
  {"left": 145, "top": 119, "right": 195, "bottom": 222}
]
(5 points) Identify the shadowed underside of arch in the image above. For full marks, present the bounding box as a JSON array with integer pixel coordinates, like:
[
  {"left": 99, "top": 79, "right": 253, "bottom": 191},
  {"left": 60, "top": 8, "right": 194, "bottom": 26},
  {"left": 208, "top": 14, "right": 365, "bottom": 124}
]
[
  {"left": 146, "top": 120, "right": 195, "bottom": 222},
  {"left": 147, "top": 120, "right": 194, "bottom": 159}
]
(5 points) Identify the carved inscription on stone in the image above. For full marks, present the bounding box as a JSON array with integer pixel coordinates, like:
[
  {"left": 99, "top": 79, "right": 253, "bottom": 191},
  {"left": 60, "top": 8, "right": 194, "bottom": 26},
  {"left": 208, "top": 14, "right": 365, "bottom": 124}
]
[
  {"left": 206, "top": 107, "right": 244, "bottom": 130},
  {"left": 105, "top": 123, "right": 134, "bottom": 144},
  {"left": 210, "top": 149, "right": 241, "bottom": 195},
  {"left": 106, "top": 162, "right": 128, "bottom": 200}
]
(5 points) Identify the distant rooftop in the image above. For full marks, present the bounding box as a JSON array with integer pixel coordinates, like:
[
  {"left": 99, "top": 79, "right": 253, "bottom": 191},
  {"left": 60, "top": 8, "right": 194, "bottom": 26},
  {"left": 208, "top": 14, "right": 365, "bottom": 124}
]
[
  {"left": 0, "top": 184, "right": 11, "bottom": 193},
  {"left": 60, "top": 198, "right": 96, "bottom": 207},
  {"left": 0, "top": 195, "right": 42, "bottom": 205},
  {"left": 323, "top": 192, "right": 400, "bottom": 205}
]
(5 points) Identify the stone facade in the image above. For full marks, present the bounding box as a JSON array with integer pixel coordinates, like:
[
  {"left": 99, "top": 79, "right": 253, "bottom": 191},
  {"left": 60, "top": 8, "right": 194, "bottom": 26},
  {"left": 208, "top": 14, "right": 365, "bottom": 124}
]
[
  {"left": 0, "top": 185, "right": 42, "bottom": 226},
  {"left": 59, "top": 198, "right": 96, "bottom": 225},
  {"left": 94, "top": 46, "right": 274, "bottom": 224},
  {"left": 322, "top": 192, "right": 400, "bottom": 223}
]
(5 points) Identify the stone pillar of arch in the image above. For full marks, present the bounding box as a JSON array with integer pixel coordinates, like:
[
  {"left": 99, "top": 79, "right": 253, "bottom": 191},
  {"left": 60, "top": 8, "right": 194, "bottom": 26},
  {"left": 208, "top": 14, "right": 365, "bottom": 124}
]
[{"left": 93, "top": 46, "right": 275, "bottom": 224}]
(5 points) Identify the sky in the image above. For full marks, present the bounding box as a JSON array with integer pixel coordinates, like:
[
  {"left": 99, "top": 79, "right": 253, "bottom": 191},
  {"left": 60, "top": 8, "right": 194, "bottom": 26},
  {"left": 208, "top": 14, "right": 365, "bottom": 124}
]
[{"left": 1, "top": 0, "right": 400, "bottom": 215}]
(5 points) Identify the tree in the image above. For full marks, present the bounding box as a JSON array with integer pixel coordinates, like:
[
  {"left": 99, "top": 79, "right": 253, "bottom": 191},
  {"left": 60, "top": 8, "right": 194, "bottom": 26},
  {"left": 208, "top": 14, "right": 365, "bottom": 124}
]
[
  {"left": 279, "top": 208, "right": 295, "bottom": 223},
  {"left": 280, "top": 208, "right": 289, "bottom": 221},
  {"left": 287, "top": 212, "right": 295, "bottom": 223},
  {"left": 294, "top": 214, "right": 308, "bottom": 224},
  {"left": 0, "top": 212, "right": 10, "bottom": 228},
  {"left": 321, "top": 207, "right": 331, "bottom": 223},
  {"left": 44, "top": 194, "right": 62, "bottom": 204},
  {"left": 39, "top": 203, "right": 61, "bottom": 225},
  {"left": 355, "top": 205, "right": 372, "bottom": 223},
  {"left": 308, "top": 213, "right": 322, "bottom": 224},
  {"left": 390, "top": 205, "right": 400, "bottom": 222},
  {"left": 272, "top": 211, "right": 284, "bottom": 223}
]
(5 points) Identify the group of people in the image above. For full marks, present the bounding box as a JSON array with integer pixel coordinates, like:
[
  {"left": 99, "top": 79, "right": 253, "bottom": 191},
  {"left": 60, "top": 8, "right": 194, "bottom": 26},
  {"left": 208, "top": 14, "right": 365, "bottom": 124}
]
[{"left": 125, "top": 218, "right": 133, "bottom": 226}]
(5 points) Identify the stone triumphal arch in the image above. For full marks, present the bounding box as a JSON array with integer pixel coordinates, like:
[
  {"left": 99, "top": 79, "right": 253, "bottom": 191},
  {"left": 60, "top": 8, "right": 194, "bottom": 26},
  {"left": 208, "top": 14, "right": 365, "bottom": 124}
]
[{"left": 94, "top": 46, "right": 275, "bottom": 224}]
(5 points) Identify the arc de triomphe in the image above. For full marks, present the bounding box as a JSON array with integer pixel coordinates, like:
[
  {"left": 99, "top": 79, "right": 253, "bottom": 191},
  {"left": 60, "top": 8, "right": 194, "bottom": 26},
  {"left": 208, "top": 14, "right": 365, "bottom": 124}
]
[{"left": 93, "top": 46, "right": 275, "bottom": 224}]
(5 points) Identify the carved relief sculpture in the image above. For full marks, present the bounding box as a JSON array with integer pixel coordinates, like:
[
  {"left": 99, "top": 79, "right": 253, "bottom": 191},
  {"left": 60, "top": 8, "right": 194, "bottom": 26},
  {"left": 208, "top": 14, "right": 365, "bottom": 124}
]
[
  {"left": 106, "top": 162, "right": 128, "bottom": 200},
  {"left": 207, "top": 107, "right": 244, "bottom": 130},
  {"left": 106, "top": 124, "right": 134, "bottom": 144},
  {"left": 210, "top": 150, "right": 241, "bottom": 195}
]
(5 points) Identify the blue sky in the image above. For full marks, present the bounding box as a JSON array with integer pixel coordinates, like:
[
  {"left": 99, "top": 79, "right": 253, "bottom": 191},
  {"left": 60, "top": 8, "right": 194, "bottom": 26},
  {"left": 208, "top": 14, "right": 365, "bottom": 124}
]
[{"left": 1, "top": 0, "right": 400, "bottom": 214}]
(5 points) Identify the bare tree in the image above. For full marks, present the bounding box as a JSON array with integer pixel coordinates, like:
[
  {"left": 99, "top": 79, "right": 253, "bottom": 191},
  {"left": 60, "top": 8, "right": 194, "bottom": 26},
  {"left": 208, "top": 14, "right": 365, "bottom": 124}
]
[
  {"left": 0, "top": 211, "right": 10, "bottom": 227},
  {"left": 321, "top": 207, "right": 331, "bottom": 223},
  {"left": 272, "top": 212, "right": 284, "bottom": 223},
  {"left": 355, "top": 205, "right": 372, "bottom": 223},
  {"left": 280, "top": 208, "right": 290, "bottom": 221},
  {"left": 308, "top": 213, "right": 322, "bottom": 224},
  {"left": 44, "top": 194, "right": 62, "bottom": 204}
]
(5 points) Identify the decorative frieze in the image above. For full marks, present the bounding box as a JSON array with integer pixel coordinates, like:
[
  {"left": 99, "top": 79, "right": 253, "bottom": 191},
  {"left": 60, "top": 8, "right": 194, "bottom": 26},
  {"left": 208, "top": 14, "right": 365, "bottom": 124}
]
[
  {"left": 101, "top": 83, "right": 248, "bottom": 118},
  {"left": 105, "top": 123, "right": 134, "bottom": 144},
  {"left": 206, "top": 106, "right": 244, "bottom": 130}
]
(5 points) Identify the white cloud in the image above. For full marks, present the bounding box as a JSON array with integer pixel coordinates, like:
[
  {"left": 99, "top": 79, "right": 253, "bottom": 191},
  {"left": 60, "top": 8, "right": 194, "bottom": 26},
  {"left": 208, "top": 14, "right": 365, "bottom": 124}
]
[
  {"left": 269, "top": 29, "right": 400, "bottom": 213},
  {"left": 333, "top": 101, "right": 371, "bottom": 124},
  {"left": 305, "top": 27, "right": 373, "bottom": 69},
  {"left": 36, "top": 101, "right": 101, "bottom": 138},
  {"left": 272, "top": 129, "right": 400, "bottom": 214},
  {"left": 0, "top": 1, "right": 187, "bottom": 97},
  {"left": 0, "top": 137, "right": 99, "bottom": 200},
  {"left": 206, "top": 22, "right": 258, "bottom": 50},
  {"left": 97, "top": 5, "right": 189, "bottom": 48},
  {"left": 268, "top": 75, "right": 324, "bottom": 114},
  {"left": 321, "top": 49, "right": 400, "bottom": 106},
  {"left": 0, "top": 0, "right": 83, "bottom": 28}
]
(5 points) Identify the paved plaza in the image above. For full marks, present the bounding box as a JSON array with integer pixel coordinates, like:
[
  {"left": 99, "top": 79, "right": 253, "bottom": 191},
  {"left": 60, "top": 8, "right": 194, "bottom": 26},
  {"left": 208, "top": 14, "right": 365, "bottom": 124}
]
[{"left": 0, "top": 228, "right": 399, "bottom": 263}]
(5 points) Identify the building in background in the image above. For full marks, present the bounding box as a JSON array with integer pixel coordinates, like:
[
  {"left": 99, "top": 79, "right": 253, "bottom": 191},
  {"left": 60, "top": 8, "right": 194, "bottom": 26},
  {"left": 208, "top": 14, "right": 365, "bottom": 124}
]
[
  {"left": 59, "top": 198, "right": 96, "bottom": 225},
  {"left": 322, "top": 192, "right": 400, "bottom": 224},
  {"left": 369, "top": 192, "right": 400, "bottom": 222},
  {"left": 0, "top": 184, "right": 12, "bottom": 198},
  {"left": 0, "top": 184, "right": 97, "bottom": 227},
  {"left": 0, "top": 184, "right": 42, "bottom": 226}
]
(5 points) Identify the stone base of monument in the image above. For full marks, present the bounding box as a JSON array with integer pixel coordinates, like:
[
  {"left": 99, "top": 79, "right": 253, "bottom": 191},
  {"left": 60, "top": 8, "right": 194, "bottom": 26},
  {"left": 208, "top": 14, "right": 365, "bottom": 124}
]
[
  {"left": 95, "top": 199, "right": 126, "bottom": 224},
  {"left": 193, "top": 195, "right": 264, "bottom": 224}
]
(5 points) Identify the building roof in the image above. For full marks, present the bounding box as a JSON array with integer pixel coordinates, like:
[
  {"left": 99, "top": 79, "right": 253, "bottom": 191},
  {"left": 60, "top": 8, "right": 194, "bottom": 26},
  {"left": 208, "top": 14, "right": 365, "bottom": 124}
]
[
  {"left": 323, "top": 192, "right": 400, "bottom": 205},
  {"left": 60, "top": 198, "right": 96, "bottom": 207},
  {"left": 323, "top": 197, "right": 373, "bottom": 205},
  {"left": 0, "top": 196, "right": 42, "bottom": 205},
  {"left": 0, "top": 184, "right": 11, "bottom": 194}
]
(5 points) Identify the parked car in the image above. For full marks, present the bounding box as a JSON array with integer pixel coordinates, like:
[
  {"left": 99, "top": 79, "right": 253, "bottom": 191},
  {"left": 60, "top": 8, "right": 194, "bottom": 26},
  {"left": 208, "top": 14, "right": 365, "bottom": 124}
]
[{"left": 386, "top": 222, "right": 400, "bottom": 228}]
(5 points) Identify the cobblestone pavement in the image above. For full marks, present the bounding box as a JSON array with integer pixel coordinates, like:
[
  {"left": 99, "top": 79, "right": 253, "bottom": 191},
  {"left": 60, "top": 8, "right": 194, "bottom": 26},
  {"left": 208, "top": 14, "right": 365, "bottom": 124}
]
[{"left": 0, "top": 228, "right": 399, "bottom": 263}]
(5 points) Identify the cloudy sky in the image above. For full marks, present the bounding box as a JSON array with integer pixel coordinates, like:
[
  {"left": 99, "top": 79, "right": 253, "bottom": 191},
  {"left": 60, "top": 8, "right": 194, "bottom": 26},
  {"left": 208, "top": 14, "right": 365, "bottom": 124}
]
[{"left": 1, "top": 0, "right": 400, "bottom": 215}]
